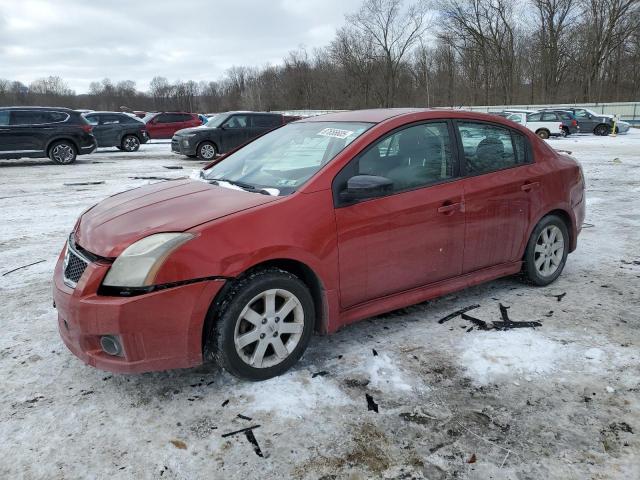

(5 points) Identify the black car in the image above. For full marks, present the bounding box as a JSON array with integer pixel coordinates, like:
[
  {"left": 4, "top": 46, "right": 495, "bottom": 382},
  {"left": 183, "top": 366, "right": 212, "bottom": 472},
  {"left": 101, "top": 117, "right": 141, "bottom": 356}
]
[
  {"left": 0, "top": 107, "right": 96, "bottom": 164},
  {"left": 171, "top": 111, "right": 285, "bottom": 160},
  {"left": 83, "top": 111, "right": 149, "bottom": 152}
]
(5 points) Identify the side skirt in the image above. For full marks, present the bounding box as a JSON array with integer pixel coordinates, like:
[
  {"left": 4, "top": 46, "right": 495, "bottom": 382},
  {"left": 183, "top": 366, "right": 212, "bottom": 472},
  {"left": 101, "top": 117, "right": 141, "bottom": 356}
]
[{"left": 334, "top": 261, "right": 522, "bottom": 330}]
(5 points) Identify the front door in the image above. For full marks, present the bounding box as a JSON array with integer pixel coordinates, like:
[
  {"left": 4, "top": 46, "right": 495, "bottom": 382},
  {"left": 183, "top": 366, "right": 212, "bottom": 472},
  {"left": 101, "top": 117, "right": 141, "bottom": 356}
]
[
  {"left": 220, "top": 114, "right": 250, "bottom": 151},
  {"left": 334, "top": 121, "right": 465, "bottom": 308},
  {"left": 454, "top": 120, "right": 540, "bottom": 273}
]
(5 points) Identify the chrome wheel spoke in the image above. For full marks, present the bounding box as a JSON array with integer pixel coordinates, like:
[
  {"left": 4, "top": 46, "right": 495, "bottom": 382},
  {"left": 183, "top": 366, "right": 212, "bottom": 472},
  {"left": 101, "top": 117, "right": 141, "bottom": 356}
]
[
  {"left": 250, "top": 339, "right": 269, "bottom": 367},
  {"left": 277, "top": 297, "right": 297, "bottom": 320},
  {"left": 236, "top": 330, "right": 260, "bottom": 349},
  {"left": 264, "top": 291, "right": 276, "bottom": 317},
  {"left": 242, "top": 307, "right": 262, "bottom": 326},
  {"left": 534, "top": 244, "right": 545, "bottom": 254},
  {"left": 271, "top": 337, "right": 289, "bottom": 359},
  {"left": 279, "top": 322, "right": 303, "bottom": 334}
]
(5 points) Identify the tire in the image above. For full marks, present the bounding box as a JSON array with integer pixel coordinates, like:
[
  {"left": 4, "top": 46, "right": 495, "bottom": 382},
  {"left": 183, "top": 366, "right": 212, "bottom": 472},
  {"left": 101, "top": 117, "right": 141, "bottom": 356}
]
[
  {"left": 561, "top": 127, "right": 569, "bottom": 137},
  {"left": 197, "top": 141, "right": 217, "bottom": 160},
  {"left": 522, "top": 214, "right": 569, "bottom": 286},
  {"left": 536, "top": 129, "right": 550, "bottom": 140},
  {"left": 594, "top": 124, "right": 610, "bottom": 136},
  {"left": 121, "top": 134, "right": 140, "bottom": 152},
  {"left": 212, "top": 268, "right": 315, "bottom": 380},
  {"left": 48, "top": 140, "right": 77, "bottom": 164}
]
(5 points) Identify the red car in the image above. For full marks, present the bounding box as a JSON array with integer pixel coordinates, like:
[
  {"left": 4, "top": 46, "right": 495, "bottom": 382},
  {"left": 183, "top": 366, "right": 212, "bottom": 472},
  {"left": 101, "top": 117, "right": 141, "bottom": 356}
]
[
  {"left": 142, "top": 112, "right": 202, "bottom": 139},
  {"left": 53, "top": 109, "right": 585, "bottom": 380}
]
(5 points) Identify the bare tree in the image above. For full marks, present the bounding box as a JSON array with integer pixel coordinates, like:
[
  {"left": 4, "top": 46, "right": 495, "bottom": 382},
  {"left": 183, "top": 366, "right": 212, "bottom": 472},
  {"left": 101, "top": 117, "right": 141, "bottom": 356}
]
[{"left": 347, "top": 0, "right": 433, "bottom": 106}]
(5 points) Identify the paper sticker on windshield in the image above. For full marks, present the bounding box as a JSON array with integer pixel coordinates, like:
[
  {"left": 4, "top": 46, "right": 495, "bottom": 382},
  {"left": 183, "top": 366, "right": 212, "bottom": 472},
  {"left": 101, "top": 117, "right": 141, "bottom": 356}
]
[{"left": 317, "top": 128, "right": 354, "bottom": 139}]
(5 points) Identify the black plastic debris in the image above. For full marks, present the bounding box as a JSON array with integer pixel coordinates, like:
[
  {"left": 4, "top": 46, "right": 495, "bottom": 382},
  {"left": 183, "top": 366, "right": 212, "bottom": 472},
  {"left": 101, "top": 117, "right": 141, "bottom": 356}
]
[
  {"left": 544, "top": 311, "right": 554, "bottom": 317},
  {"left": 221, "top": 425, "right": 261, "bottom": 438},
  {"left": 2, "top": 259, "right": 46, "bottom": 277},
  {"left": 129, "top": 176, "right": 174, "bottom": 181},
  {"left": 221, "top": 399, "right": 229, "bottom": 407},
  {"left": 366, "top": 393, "right": 379, "bottom": 413},
  {"left": 461, "top": 312, "right": 490, "bottom": 331},
  {"left": 244, "top": 429, "right": 264, "bottom": 457},
  {"left": 311, "top": 371, "right": 328, "bottom": 378},
  {"left": 493, "top": 320, "right": 542, "bottom": 330},
  {"left": 437, "top": 304, "right": 481, "bottom": 324},
  {"left": 547, "top": 293, "right": 566, "bottom": 302},
  {"left": 372, "top": 348, "right": 378, "bottom": 356},
  {"left": 499, "top": 303, "right": 510, "bottom": 321},
  {"left": 237, "top": 414, "right": 252, "bottom": 421},
  {"left": 163, "top": 166, "right": 184, "bottom": 170},
  {"left": 63, "top": 181, "right": 105, "bottom": 186}
]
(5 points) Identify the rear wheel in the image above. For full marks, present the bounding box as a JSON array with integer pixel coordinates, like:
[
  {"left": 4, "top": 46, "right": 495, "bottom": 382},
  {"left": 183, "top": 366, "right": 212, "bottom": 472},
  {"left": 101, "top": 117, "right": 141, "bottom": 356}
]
[
  {"left": 121, "top": 134, "right": 140, "bottom": 152},
  {"left": 522, "top": 215, "right": 569, "bottom": 286},
  {"left": 49, "top": 141, "right": 77, "bottom": 164},
  {"left": 197, "top": 141, "right": 216, "bottom": 160},
  {"left": 212, "top": 269, "right": 314, "bottom": 380},
  {"left": 561, "top": 127, "right": 570, "bottom": 137},
  {"left": 594, "top": 124, "right": 610, "bottom": 136},
  {"left": 536, "top": 129, "right": 550, "bottom": 140}
]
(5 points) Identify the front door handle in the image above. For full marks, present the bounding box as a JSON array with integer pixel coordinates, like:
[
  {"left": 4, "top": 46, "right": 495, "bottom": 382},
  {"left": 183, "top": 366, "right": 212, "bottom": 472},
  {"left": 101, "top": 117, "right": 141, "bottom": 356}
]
[
  {"left": 438, "top": 202, "right": 463, "bottom": 214},
  {"left": 521, "top": 181, "right": 540, "bottom": 192}
]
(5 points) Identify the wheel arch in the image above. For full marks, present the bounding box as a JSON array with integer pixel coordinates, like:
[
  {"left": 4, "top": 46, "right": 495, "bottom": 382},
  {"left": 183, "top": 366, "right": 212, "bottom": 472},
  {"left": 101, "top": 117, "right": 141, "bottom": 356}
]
[
  {"left": 201, "top": 257, "right": 328, "bottom": 362},
  {"left": 524, "top": 207, "right": 576, "bottom": 260},
  {"left": 45, "top": 137, "right": 80, "bottom": 156}
]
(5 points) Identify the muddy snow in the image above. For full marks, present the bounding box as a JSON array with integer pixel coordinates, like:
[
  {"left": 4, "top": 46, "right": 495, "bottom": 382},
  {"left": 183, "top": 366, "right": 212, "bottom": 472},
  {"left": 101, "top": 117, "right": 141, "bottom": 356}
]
[{"left": 1, "top": 133, "right": 638, "bottom": 479}]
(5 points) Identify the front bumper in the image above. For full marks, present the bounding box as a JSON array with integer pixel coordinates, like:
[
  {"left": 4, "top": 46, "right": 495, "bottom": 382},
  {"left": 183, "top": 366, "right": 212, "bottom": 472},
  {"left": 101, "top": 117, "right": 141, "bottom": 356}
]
[
  {"left": 52, "top": 244, "right": 225, "bottom": 373},
  {"left": 171, "top": 136, "right": 197, "bottom": 156}
]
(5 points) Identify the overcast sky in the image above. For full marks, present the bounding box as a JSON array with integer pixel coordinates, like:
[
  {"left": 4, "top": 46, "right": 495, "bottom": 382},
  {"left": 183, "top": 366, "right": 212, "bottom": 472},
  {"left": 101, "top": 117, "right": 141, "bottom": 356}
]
[{"left": 0, "top": 0, "right": 363, "bottom": 93}]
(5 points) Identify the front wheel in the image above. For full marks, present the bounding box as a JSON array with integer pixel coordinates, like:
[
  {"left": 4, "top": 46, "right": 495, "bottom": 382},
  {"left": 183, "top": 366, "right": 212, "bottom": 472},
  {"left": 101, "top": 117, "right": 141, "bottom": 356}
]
[
  {"left": 213, "top": 269, "right": 314, "bottom": 380},
  {"left": 121, "top": 134, "right": 140, "bottom": 152},
  {"left": 49, "top": 141, "right": 77, "bottom": 164},
  {"left": 522, "top": 215, "right": 569, "bottom": 286},
  {"left": 197, "top": 141, "right": 217, "bottom": 160}
]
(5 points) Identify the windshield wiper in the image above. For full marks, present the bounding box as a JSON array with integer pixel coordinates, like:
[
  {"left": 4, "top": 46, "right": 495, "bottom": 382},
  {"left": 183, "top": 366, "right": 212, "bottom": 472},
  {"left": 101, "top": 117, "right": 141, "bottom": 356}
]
[{"left": 207, "top": 177, "right": 256, "bottom": 190}]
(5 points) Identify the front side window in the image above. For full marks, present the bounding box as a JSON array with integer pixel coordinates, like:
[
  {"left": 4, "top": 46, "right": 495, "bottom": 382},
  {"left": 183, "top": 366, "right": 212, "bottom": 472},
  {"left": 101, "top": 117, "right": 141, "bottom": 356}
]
[
  {"left": 574, "top": 109, "right": 589, "bottom": 118},
  {"left": 203, "top": 121, "right": 372, "bottom": 195},
  {"left": 527, "top": 113, "right": 542, "bottom": 122},
  {"left": 457, "top": 122, "right": 528, "bottom": 175},
  {"left": 84, "top": 114, "right": 99, "bottom": 125},
  {"left": 0, "top": 111, "right": 11, "bottom": 125},
  {"left": 356, "top": 122, "right": 456, "bottom": 192},
  {"left": 222, "top": 115, "right": 249, "bottom": 129}
]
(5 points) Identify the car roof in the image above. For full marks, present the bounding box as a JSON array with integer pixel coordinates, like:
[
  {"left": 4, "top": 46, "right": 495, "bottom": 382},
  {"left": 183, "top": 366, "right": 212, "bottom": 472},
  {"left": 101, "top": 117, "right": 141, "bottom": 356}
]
[
  {"left": 0, "top": 106, "right": 75, "bottom": 112},
  {"left": 223, "top": 111, "right": 281, "bottom": 116},
  {"left": 84, "top": 111, "right": 130, "bottom": 115},
  {"left": 301, "top": 108, "right": 426, "bottom": 123}
]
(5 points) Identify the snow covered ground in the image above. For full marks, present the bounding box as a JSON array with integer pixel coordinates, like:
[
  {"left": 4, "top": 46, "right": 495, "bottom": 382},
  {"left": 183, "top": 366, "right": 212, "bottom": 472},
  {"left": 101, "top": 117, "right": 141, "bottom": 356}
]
[{"left": 1, "top": 133, "right": 639, "bottom": 479}]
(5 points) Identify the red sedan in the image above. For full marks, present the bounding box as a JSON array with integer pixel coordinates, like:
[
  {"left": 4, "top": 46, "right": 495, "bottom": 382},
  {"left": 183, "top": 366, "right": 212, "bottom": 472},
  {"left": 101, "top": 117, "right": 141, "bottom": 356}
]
[{"left": 53, "top": 109, "right": 585, "bottom": 380}]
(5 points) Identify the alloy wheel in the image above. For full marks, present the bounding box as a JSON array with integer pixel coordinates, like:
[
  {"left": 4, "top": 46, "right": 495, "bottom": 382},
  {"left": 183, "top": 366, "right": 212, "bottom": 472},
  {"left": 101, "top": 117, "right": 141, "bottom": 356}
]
[
  {"left": 233, "top": 288, "right": 304, "bottom": 369},
  {"left": 123, "top": 136, "right": 139, "bottom": 151},
  {"left": 533, "top": 225, "right": 565, "bottom": 277},
  {"left": 51, "top": 144, "right": 74, "bottom": 164},
  {"left": 200, "top": 143, "right": 216, "bottom": 159}
]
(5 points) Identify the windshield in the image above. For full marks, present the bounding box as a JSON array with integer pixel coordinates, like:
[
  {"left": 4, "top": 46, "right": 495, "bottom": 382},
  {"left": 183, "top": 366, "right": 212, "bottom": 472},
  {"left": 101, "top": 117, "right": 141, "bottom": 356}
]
[
  {"left": 203, "top": 121, "right": 373, "bottom": 195},
  {"left": 142, "top": 113, "right": 157, "bottom": 123},
  {"left": 204, "top": 113, "right": 226, "bottom": 128}
]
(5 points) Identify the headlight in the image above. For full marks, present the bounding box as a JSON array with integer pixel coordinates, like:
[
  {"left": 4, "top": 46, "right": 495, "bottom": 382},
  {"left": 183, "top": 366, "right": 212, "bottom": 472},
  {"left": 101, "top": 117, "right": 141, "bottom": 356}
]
[{"left": 102, "top": 233, "right": 194, "bottom": 288}]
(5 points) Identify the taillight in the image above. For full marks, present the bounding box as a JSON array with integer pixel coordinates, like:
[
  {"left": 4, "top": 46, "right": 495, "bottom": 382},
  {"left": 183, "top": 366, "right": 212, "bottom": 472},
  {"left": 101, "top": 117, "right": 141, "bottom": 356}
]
[
  {"left": 559, "top": 123, "right": 563, "bottom": 130},
  {"left": 81, "top": 124, "right": 92, "bottom": 133},
  {"left": 572, "top": 120, "right": 577, "bottom": 126}
]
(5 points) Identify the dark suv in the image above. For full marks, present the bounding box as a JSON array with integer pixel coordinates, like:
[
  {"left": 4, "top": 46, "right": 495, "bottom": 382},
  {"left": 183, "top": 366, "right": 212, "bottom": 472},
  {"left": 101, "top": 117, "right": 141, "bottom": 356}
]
[
  {"left": 0, "top": 107, "right": 96, "bottom": 164},
  {"left": 83, "top": 112, "right": 148, "bottom": 152},
  {"left": 172, "top": 111, "right": 285, "bottom": 160}
]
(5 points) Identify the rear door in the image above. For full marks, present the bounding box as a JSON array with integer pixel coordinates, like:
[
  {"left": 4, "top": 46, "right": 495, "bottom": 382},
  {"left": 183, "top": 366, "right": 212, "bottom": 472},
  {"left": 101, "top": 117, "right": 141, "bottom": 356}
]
[
  {"left": 9, "top": 110, "right": 47, "bottom": 152},
  {"left": 455, "top": 121, "right": 540, "bottom": 273},
  {"left": 334, "top": 121, "right": 465, "bottom": 308}
]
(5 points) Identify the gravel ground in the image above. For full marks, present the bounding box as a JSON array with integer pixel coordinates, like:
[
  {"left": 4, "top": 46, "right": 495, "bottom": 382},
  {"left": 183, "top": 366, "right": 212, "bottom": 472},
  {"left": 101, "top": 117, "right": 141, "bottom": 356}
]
[{"left": 1, "top": 133, "right": 639, "bottom": 480}]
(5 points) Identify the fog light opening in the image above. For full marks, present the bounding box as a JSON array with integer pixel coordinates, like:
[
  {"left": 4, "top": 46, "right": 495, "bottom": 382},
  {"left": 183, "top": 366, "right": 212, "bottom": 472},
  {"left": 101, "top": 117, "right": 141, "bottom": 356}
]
[{"left": 100, "top": 335, "right": 123, "bottom": 357}]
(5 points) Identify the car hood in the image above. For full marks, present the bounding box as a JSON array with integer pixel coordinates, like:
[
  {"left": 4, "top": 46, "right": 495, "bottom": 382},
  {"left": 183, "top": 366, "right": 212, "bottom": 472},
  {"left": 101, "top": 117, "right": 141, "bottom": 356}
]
[
  {"left": 175, "top": 126, "right": 215, "bottom": 136},
  {"left": 75, "top": 179, "right": 278, "bottom": 258}
]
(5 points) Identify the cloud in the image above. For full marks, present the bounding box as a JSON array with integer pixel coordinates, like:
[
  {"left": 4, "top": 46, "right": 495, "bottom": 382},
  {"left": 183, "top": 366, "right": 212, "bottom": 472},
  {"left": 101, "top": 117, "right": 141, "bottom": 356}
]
[{"left": 0, "top": 0, "right": 362, "bottom": 92}]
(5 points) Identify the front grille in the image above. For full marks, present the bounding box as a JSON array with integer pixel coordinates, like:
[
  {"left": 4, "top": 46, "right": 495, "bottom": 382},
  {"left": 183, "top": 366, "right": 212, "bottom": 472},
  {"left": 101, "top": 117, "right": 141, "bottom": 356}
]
[
  {"left": 64, "top": 246, "right": 88, "bottom": 287},
  {"left": 171, "top": 138, "right": 180, "bottom": 152}
]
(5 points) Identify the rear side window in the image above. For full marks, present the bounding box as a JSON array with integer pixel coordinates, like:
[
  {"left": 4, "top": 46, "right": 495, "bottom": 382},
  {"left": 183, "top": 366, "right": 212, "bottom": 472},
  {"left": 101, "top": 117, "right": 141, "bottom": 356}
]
[
  {"left": 10, "top": 110, "right": 68, "bottom": 125},
  {"left": 253, "top": 115, "right": 281, "bottom": 128},
  {"left": 527, "top": 113, "right": 542, "bottom": 122},
  {"left": 0, "top": 111, "right": 9, "bottom": 126},
  {"left": 356, "top": 122, "right": 456, "bottom": 192},
  {"left": 456, "top": 122, "right": 529, "bottom": 175},
  {"left": 156, "top": 113, "right": 179, "bottom": 123},
  {"left": 542, "top": 112, "right": 558, "bottom": 121}
]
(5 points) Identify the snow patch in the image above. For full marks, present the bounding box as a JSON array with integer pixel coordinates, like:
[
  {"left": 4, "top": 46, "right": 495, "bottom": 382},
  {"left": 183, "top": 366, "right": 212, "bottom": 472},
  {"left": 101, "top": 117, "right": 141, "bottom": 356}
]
[
  {"left": 236, "top": 373, "right": 351, "bottom": 418},
  {"left": 459, "top": 330, "right": 562, "bottom": 384},
  {"left": 367, "top": 353, "right": 414, "bottom": 392}
]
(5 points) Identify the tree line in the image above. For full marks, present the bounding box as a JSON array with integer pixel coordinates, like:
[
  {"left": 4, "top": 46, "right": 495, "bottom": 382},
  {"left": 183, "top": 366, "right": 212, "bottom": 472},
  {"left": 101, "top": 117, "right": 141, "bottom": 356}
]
[{"left": 1, "top": 0, "right": 638, "bottom": 113}]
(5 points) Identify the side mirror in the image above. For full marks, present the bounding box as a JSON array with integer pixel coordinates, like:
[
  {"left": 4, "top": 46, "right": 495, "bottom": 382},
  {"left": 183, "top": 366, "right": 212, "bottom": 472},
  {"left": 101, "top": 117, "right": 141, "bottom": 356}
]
[{"left": 340, "top": 175, "right": 393, "bottom": 202}]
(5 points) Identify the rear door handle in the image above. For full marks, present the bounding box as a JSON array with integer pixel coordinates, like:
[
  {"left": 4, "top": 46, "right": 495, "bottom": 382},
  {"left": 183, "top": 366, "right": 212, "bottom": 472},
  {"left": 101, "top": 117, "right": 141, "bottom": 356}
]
[
  {"left": 438, "top": 202, "right": 463, "bottom": 214},
  {"left": 521, "top": 181, "right": 540, "bottom": 192}
]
